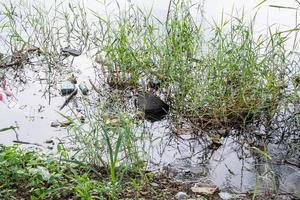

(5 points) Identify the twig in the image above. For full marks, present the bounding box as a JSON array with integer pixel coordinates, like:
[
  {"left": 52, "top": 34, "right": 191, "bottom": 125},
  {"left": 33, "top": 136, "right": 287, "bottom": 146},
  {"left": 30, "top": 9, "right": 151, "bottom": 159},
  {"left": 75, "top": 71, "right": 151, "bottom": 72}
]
[
  {"left": 59, "top": 88, "right": 78, "bottom": 110},
  {"left": 13, "top": 140, "right": 42, "bottom": 147},
  {"left": 89, "top": 79, "right": 101, "bottom": 94}
]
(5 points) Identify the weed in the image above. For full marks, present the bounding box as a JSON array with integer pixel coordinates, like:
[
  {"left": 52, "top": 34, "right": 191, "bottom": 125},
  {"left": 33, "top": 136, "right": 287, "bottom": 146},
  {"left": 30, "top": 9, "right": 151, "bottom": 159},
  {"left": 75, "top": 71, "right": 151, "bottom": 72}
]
[
  {"left": 0, "top": 145, "right": 106, "bottom": 199},
  {"left": 95, "top": 0, "right": 293, "bottom": 128}
]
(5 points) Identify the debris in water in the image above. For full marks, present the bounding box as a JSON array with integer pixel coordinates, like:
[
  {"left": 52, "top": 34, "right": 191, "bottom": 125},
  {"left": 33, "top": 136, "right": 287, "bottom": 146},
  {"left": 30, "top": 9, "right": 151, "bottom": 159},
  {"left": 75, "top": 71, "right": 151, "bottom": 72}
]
[
  {"left": 191, "top": 185, "right": 218, "bottom": 195},
  {"left": 29, "top": 166, "right": 51, "bottom": 181},
  {"left": 136, "top": 92, "right": 169, "bottom": 122},
  {"left": 175, "top": 192, "right": 188, "bottom": 200},
  {"left": 45, "top": 140, "right": 54, "bottom": 144},
  {"left": 79, "top": 82, "right": 89, "bottom": 95},
  {"left": 61, "top": 47, "right": 81, "bottom": 57},
  {"left": 60, "top": 88, "right": 78, "bottom": 110},
  {"left": 51, "top": 120, "right": 72, "bottom": 128},
  {"left": 218, "top": 192, "right": 234, "bottom": 200},
  {"left": 60, "top": 81, "right": 76, "bottom": 96},
  {"left": 13, "top": 140, "right": 42, "bottom": 147}
]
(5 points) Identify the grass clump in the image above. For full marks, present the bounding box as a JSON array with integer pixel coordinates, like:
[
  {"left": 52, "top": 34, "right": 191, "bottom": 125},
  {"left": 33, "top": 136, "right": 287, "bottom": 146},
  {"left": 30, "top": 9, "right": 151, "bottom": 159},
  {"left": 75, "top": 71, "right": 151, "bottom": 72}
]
[
  {"left": 65, "top": 105, "right": 149, "bottom": 198},
  {"left": 96, "top": 0, "right": 291, "bottom": 128},
  {"left": 183, "top": 17, "right": 289, "bottom": 128}
]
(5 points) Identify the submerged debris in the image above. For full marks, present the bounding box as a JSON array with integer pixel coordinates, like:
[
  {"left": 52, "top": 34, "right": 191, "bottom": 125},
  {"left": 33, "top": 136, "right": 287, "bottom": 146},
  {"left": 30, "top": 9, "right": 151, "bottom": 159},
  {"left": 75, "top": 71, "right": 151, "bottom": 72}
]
[
  {"left": 61, "top": 47, "right": 82, "bottom": 57},
  {"left": 79, "top": 82, "right": 89, "bottom": 95},
  {"left": 60, "top": 81, "right": 76, "bottom": 96},
  {"left": 191, "top": 185, "right": 218, "bottom": 195},
  {"left": 175, "top": 191, "right": 188, "bottom": 200},
  {"left": 136, "top": 92, "right": 169, "bottom": 122},
  {"left": 218, "top": 192, "right": 234, "bottom": 200},
  {"left": 50, "top": 120, "right": 73, "bottom": 128}
]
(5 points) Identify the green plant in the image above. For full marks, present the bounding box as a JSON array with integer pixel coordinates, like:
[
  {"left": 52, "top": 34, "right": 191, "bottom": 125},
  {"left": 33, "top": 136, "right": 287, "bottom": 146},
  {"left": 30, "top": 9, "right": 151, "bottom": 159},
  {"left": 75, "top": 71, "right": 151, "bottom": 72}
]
[
  {"left": 0, "top": 145, "right": 108, "bottom": 199},
  {"left": 92, "top": 0, "right": 294, "bottom": 128},
  {"left": 65, "top": 101, "right": 148, "bottom": 199}
]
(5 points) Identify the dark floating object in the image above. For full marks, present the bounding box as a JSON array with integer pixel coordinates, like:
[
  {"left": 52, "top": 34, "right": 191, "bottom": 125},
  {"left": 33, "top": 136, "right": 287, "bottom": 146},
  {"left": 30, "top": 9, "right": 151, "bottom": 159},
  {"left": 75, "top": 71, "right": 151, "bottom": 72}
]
[
  {"left": 60, "top": 81, "right": 76, "bottom": 96},
  {"left": 136, "top": 92, "right": 169, "bottom": 122},
  {"left": 79, "top": 82, "right": 89, "bottom": 95},
  {"left": 61, "top": 47, "right": 81, "bottom": 57}
]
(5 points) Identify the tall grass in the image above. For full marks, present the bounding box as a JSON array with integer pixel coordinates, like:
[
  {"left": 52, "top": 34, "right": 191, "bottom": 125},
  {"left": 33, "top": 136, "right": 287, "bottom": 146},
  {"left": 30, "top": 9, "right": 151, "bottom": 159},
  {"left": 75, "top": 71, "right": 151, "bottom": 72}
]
[
  {"left": 95, "top": 0, "right": 292, "bottom": 128},
  {"left": 0, "top": 1, "right": 92, "bottom": 71},
  {"left": 64, "top": 101, "right": 147, "bottom": 199}
]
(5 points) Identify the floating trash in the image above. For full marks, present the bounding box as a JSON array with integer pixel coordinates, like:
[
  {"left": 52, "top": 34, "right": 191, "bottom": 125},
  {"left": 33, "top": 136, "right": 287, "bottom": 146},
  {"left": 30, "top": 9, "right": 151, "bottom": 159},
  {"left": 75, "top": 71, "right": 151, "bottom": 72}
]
[
  {"left": 29, "top": 166, "right": 51, "bottom": 181},
  {"left": 60, "top": 81, "right": 76, "bottom": 96},
  {"left": 79, "top": 82, "right": 89, "bottom": 95},
  {"left": 219, "top": 192, "right": 234, "bottom": 200},
  {"left": 136, "top": 92, "right": 169, "bottom": 122},
  {"left": 61, "top": 47, "right": 81, "bottom": 57}
]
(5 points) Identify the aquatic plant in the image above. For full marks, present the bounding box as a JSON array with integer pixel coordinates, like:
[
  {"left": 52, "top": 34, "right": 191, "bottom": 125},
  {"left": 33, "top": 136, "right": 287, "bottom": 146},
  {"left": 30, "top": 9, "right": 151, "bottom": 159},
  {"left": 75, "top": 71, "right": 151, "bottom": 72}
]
[
  {"left": 63, "top": 101, "right": 148, "bottom": 199},
  {"left": 95, "top": 0, "right": 293, "bottom": 128}
]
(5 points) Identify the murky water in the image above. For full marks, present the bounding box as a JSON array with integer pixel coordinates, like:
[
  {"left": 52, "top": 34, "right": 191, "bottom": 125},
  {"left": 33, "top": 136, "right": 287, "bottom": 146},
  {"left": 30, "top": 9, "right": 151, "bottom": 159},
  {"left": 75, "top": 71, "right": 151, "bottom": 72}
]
[{"left": 0, "top": 0, "right": 299, "bottom": 197}]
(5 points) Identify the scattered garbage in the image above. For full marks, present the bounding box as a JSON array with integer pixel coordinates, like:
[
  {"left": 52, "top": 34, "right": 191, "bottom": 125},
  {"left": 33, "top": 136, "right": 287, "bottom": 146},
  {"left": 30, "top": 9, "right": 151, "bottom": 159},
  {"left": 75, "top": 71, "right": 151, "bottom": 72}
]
[
  {"left": 29, "top": 166, "right": 51, "bottom": 181},
  {"left": 61, "top": 47, "right": 82, "bottom": 57},
  {"left": 60, "top": 81, "right": 76, "bottom": 96},
  {"left": 51, "top": 120, "right": 73, "bottom": 128},
  {"left": 175, "top": 192, "right": 188, "bottom": 200},
  {"left": 191, "top": 185, "right": 218, "bottom": 195},
  {"left": 149, "top": 182, "right": 159, "bottom": 187},
  {"left": 79, "top": 82, "right": 89, "bottom": 95},
  {"left": 45, "top": 139, "right": 54, "bottom": 144},
  {"left": 219, "top": 192, "right": 234, "bottom": 200},
  {"left": 136, "top": 92, "right": 169, "bottom": 122}
]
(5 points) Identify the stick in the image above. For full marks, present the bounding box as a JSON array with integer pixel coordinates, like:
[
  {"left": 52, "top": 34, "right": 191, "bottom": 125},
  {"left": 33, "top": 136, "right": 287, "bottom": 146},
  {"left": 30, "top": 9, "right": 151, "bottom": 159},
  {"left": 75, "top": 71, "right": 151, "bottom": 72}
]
[
  {"left": 59, "top": 88, "right": 78, "bottom": 110},
  {"left": 13, "top": 140, "right": 42, "bottom": 147}
]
